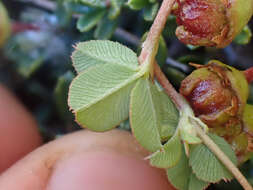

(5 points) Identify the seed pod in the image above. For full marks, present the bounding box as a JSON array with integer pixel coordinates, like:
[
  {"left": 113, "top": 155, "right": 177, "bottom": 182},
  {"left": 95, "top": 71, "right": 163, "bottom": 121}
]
[
  {"left": 179, "top": 60, "right": 249, "bottom": 138},
  {"left": 173, "top": 0, "right": 253, "bottom": 48},
  {"left": 0, "top": 2, "right": 10, "bottom": 47}
]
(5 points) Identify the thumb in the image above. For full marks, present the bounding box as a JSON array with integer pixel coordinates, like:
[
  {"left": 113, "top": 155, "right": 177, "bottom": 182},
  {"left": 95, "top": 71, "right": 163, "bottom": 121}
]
[{"left": 0, "top": 130, "right": 175, "bottom": 190}]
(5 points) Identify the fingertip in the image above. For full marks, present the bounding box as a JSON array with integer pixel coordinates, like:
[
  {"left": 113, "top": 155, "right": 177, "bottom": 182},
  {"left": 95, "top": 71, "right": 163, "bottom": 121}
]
[
  {"left": 0, "top": 84, "right": 42, "bottom": 172},
  {"left": 47, "top": 151, "right": 172, "bottom": 190}
]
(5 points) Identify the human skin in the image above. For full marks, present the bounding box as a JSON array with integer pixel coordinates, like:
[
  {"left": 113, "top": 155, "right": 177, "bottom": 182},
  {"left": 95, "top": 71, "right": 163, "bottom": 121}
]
[
  {"left": 0, "top": 84, "right": 174, "bottom": 190},
  {"left": 0, "top": 84, "right": 42, "bottom": 172}
]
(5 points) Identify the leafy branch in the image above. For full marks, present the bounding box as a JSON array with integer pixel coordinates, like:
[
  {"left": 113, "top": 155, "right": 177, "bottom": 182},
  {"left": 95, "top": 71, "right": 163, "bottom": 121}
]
[
  {"left": 138, "top": 0, "right": 252, "bottom": 189},
  {"left": 67, "top": 0, "right": 253, "bottom": 190}
]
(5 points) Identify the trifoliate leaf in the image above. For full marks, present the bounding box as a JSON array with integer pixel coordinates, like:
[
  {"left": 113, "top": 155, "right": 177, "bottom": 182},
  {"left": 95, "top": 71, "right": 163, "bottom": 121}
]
[
  {"left": 130, "top": 78, "right": 163, "bottom": 152},
  {"left": 150, "top": 132, "right": 181, "bottom": 168},
  {"left": 77, "top": 9, "right": 106, "bottom": 32},
  {"left": 188, "top": 173, "right": 209, "bottom": 190},
  {"left": 78, "top": 0, "right": 106, "bottom": 8},
  {"left": 69, "top": 63, "right": 142, "bottom": 131},
  {"left": 127, "top": 0, "right": 149, "bottom": 10},
  {"left": 189, "top": 133, "right": 237, "bottom": 183},
  {"left": 94, "top": 16, "right": 118, "bottom": 40},
  {"left": 143, "top": 3, "right": 159, "bottom": 21},
  {"left": 166, "top": 151, "right": 191, "bottom": 190},
  {"left": 72, "top": 40, "right": 139, "bottom": 73}
]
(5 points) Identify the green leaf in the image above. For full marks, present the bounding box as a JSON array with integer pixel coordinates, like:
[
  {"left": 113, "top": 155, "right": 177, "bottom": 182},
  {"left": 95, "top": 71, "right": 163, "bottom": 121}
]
[
  {"left": 157, "top": 88, "right": 179, "bottom": 141},
  {"left": 188, "top": 173, "right": 209, "bottom": 190},
  {"left": 78, "top": 0, "right": 106, "bottom": 8},
  {"left": 150, "top": 132, "right": 181, "bottom": 168},
  {"left": 127, "top": 0, "right": 149, "bottom": 10},
  {"left": 108, "top": 0, "right": 126, "bottom": 19},
  {"left": 156, "top": 35, "right": 168, "bottom": 67},
  {"left": 166, "top": 148, "right": 210, "bottom": 190},
  {"left": 130, "top": 78, "right": 163, "bottom": 152},
  {"left": 72, "top": 40, "right": 139, "bottom": 73},
  {"left": 166, "top": 151, "right": 191, "bottom": 190},
  {"left": 234, "top": 25, "right": 252, "bottom": 45},
  {"left": 130, "top": 77, "right": 179, "bottom": 152},
  {"left": 189, "top": 133, "right": 238, "bottom": 183},
  {"left": 143, "top": 3, "right": 159, "bottom": 21},
  {"left": 69, "top": 63, "right": 142, "bottom": 131},
  {"left": 65, "top": 2, "right": 93, "bottom": 14},
  {"left": 77, "top": 9, "right": 106, "bottom": 32},
  {"left": 54, "top": 71, "right": 74, "bottom": 121},
  {"left": 94, "top": 16, "right": 118, "bottom": 39}
]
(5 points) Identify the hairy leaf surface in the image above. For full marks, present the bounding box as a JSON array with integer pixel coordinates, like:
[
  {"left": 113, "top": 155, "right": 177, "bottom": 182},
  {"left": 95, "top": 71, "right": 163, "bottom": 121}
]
[
  {"left": 166, "top": 151, "right": 191, "bottom": 190},
  {"left": 130, "top": 78, "right": 163, "bottom": 152},
  {"left": 69, "top": 63, "right": 141, "bottom": 131},
  {"left": 150, "top": 132, "right": 181, "bottom": 168},
  {"left": 189, "top": 134, "right": 237, "bottom": 183},
  {"left": 72, "top": 40, "right": 138, "bottom": 72}
]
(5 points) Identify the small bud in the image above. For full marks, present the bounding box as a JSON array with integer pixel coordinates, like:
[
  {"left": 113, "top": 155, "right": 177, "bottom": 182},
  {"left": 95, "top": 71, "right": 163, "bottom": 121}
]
[
  {"left": 0, "top": 2, "right": 10, "bottom": 47},
  {"left": 173, "top": 0, "right": 253, "bottom": 47},
  {"left": 179, "top": 60, "right": 249, "bottom": 138}
]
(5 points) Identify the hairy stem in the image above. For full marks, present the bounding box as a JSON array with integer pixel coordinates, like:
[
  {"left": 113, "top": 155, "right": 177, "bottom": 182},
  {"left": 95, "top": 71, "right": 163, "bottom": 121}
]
[
  {"left": 244, "top": 67, "right": 253, "bottom": 83},
  {"left": 195, "top": 125, "right": 253, "bottom": 190},
  {"left": 154, "top": 63, "right": 186, "bottom": 110},
  {"left": 139, "top": 0, "right": 176, "bottom": 68},
  {"left": 138, "top": 0, "right": 185, "bottom": 110}
]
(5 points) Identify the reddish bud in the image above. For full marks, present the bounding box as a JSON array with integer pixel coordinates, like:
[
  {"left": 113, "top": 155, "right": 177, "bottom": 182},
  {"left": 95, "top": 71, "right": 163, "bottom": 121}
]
[
  {"left": 180, "top": 60, "right": 249, "bottom": 136},
  {"left": 180, "top": 60, "right": 252, "bottom": 162},
  {"left": 173, "top": 0, "right": 253, "bottom": 47}
]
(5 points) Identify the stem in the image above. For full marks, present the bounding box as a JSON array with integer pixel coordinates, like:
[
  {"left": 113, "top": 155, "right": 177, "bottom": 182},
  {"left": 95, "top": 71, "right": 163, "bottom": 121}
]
[
  {"left": 244, "top": 67, "right": 253, "bottom": 84},
  {"left": 154, "top": 63, "right": 186, "bottom": 110},
  {"left": 195, "top": 125, "right": 253, "bottom": 190},
  {"left": 137, "top": 0, "right": 184, "bottom": 110},
  {"left": 139, "top": 0, "right": 176, "bottom": 65}
]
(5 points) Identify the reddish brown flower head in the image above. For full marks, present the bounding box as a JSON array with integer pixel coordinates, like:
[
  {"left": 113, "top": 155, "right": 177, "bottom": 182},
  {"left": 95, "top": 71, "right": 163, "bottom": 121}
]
[
  {"left": 173, "top": 0, "right": 253, "bottom": 47},
  {"left": 180, "top": 61, "right": 249, "bottom": 134},
  {"left": 180, "top": 61, "right": 251, "bottom": 162},
  {"left": 176, "top": 0, "right": 227, "bottom": 42}
]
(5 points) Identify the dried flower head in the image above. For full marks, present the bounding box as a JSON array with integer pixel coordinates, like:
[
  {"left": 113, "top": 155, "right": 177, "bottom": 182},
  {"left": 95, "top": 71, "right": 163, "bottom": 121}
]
[{"left": 173, "top": 0, "right": 253, "bottom": 47}]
